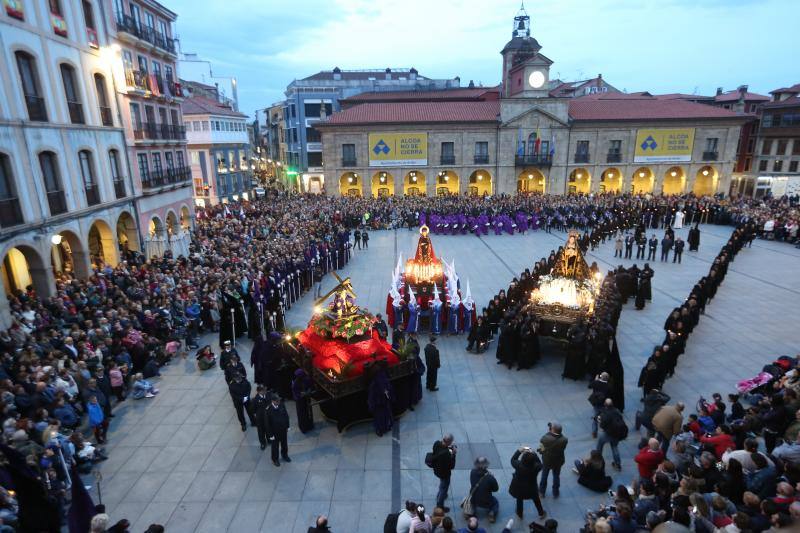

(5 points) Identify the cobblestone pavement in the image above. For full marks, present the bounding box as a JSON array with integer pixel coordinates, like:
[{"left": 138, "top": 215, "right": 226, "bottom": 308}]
[{"left": 89, "top": 225, "right": 800, "bottom": 532}]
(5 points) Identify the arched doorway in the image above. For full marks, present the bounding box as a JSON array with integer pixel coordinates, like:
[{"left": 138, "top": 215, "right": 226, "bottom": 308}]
[
  {"left": 600, "top": 168, "right": 622, "bottom": 193},
  {"left": 166, "top": 211, "right": 179, "bottom": 238},
  {"left": 144, "top": 216, "right": 167, "bottom": 259},
  {"left": 568, "top": 168, "right": 591, "bottom": 194},
  {"left": 404, "top": 170, "right": 425, "bottom": 196},
  {"left": 88, "top": 220, "right": 118, "bottom": 268},
  {"left": 51, "top": 230, "right": 87, "bottom": 279},
  {"left": 371, "top": 171, "right": 394, "bottom": 197},
  {"left": 435, "top": 171, "right": 459, "bottom": 195},
  {"left": 180, "top": 206, "right": 192, "bottom": 231},
  {"left": 116, "top": 212, "right": 140, "bottom": 254},
  {"left": 631, "top": 167, "right": 654, "bottom": 194},
  {"left": 468, "top": 170, "right": 492, "bottom": 196},
  {"left": 662, "top": 166, "right": 686, "bottom": 195},
  {"left": 1, "top": 245, "right": 50, "bottom": 298},
  {"left": 693, "top": 166, "right": 718, "bottom": 196},
  {"left": 339, "top": 172, "right": 362, "bottom": 196},
  {"left": 517, "top": 169, "right": 545, "bottom": 193}
]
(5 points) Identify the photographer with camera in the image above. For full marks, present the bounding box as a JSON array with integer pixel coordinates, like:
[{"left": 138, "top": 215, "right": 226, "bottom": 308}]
[
  {"left": 538, "top": 422, "right": 568, "bottom": 498},
  {"left": 430, "top": 433, "right": 457, "bottom": 511},
  {"left": 509, "top": 445, "right": 546, "bottom": 521}
]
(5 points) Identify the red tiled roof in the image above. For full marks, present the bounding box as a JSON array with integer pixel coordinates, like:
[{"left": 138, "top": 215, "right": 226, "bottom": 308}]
[
  {"left": 180, "top": 96, "right": 247, "bottom": 117},
  {"left": 322, "top": 101, "right": 501, "bottom": 125},
  {"left": 762, "top": 95, "right": 800, "bottom": 109},
  {"left": 569, "top": 95, "right": 743, "bottom": 121},
  {"left": 344, "top": 87, "right": 498, "bottom": 103},
  {"left": 714, "top": 91, "right": 770, "bottom": 102},
  {"left": 654, "top": 93, "right": 714, "bottom": 101},
  {"left": 300, "top": 69, "right": 428, "bottom": 82},
  {"left": 770, "top": 83, "right": 800, "bottom": 94}
]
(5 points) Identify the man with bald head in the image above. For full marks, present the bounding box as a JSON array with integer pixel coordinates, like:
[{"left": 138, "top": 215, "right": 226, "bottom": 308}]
[
  {"left": 539, "top": 422, "right": 568, "bottom": 498},
  {"left": 634, "top": 438, "right": 665, "bottom": 481}
]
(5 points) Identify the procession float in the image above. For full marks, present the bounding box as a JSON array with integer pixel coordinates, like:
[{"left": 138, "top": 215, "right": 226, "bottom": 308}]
[
  {"left": 294, "top": 272, "right": 417, "bottom": 430},
  {"left": 527, "top": 230, "right": 603, "bottom": 338},
  {"left": 386, "top": 225, "right": 476, "bottom": 335}
]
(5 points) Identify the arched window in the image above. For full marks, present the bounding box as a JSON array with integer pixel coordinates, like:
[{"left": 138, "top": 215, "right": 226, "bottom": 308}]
[
  {"left": 39, "top": 152, "right": 66, "bottom": 215},
  {"left": 15, "top": 51, "right": 47, "bottom": 121},
  {"left": 78, "top": 150, "right": 99, "bottom": 205},
  {"left": 109, "top": 149, "right": 125, "bottom": 198},
  {"left": 60, "top": 64, "right": 84, "bottom": 124},
  {"left": 0, "top": 154, "right": 23, "bottom": 227},
  {"left": 527, "top": 132, "right": 537, "bottom": 155},
  {"left": 94, "top": 74, "right": 112, "bottom": 126}
]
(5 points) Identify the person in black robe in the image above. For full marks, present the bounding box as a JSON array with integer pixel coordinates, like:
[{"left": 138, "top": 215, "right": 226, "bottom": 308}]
[
  {"left": 250, "top": 335, "right": 275, "bottom": 387},
  {"left": 273, "top": 344, "right": 294, "bottom": 399},
  {"left": 219, "top": 289, "right": 248, "bottom": 347},
  {"left": 563, "top": 320, "right": 587, "bottom": 380},
  {"left": 604, "top": 335, "right": 625, "bottom": 412},
  {"left": 247, "top": 292, "right": 267, "bottom": 340},
  {"left": 367, "top": 364, "right": 394, "bottom": 437},
  {"left": 517, "top": 320, "right": 539, "bottom": 370},
  {"left": 687, "top": 224, "right": 700, "bottom": 251},
  {"left": 495, "top": 321, "right": 512, "bottom": 367},
  {"left": 407, "top": 334, "right": 424, "bottom": 410},
  {"left": 291, "top": 368, "right": 314, "bottom": 433}
]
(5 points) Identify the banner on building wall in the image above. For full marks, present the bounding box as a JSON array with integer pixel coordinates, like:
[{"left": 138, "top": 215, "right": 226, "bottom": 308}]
[
  {"left": 368, "top": 133, "right": 428, "bottom": 167},
  {"left": 634, "top": 128, "right": 695, "bottom": 163}
]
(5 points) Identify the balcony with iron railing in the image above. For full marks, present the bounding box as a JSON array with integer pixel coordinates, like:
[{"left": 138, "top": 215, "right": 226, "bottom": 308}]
[
  {"left": 114, "top": 179, "right": 126, "bottom": 199},
  {"left": 341, "top": 157, "right": 357, "bottom": 167},
  {"left": 440, "top": 155, "right": 456, "bottom": 165},
  {"left": 67, "top": 101, "right": 84, "bottom": 124},
  {"left": 141, "top": 166, "right": 191, "bottom": 189},
  {"left": 607, "top": 152, "right": 622, "bottom": 163},
  {"left": 473, "top": 155, "right": 490, "bottom": 164},
  {"left": 85, "top": 185, "right": 100, "bottom": 206},
  {"left": 115, "top": 13, "right": 177, "bottom": 55},
  {"left": 702, "top": 151, "right": 719, "bottom": 161},
  {"left": 514, "top": 154, "right": 553, "bottom": 167},
  {"left": 24, "top": 94, "right": 48, "bottom": 122},
  {"left": 574, "top": 153, "right": 590, "bottom": 164},
  {"left": 99, "top": 106, "right": 113, "bottom": 126},
  {"left": 47, "top": 191, "right": 67, "bottom": 215},
  {"left": 0, "top": 198, "right": 24, "bottom": 228}
]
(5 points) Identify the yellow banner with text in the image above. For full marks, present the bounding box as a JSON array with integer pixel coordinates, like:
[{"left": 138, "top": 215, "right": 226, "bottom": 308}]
[
  {"left": 368, "top": 133, "right": 428, "bottom": 167},
  {"left": 634, "top": 128, "right": 695, "bottom": 163}
]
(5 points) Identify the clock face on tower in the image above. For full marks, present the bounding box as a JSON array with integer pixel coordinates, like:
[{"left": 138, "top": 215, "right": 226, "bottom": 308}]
[{"left": 528, "top": 70, "right": 545, "bottom": 89}]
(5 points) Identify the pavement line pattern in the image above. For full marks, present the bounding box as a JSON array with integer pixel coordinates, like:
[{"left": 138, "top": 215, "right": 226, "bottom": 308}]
[
  {"left": 391, "top": 228, "right": 402, "bottom": 511},
  {"left": 476, "top": 234, "right": 518, "bottom": 276}
]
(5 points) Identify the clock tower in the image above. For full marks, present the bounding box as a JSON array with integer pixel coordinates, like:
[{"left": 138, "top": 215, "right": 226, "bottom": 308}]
[{"left": 501, "top": 3, "right": 553, "bottom": 99}]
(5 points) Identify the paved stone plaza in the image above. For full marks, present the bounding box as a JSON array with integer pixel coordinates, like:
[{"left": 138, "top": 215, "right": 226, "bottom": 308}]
[{"left": 89, "top": 225, "right": 800, "bottom": 532}]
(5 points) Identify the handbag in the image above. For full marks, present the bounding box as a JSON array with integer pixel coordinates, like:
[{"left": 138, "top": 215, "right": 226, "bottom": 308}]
[
  {"left": 424, "top": 452, "right": 434, "bottom": 468},
  {"left": 460, "top": 472, "right": 488, "bottom": 517}
]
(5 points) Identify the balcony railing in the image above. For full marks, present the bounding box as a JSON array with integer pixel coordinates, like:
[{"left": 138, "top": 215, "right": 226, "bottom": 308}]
[
  {"left": 440, "top": 155, "right": 455, "bottom": 165},
  {"left": 574, "top": 153, "right": 590, "bottom": 163},
  {"left": 113, "top": 179, "right": 126, "bottom": 199},
  {"left": 24, "top": 94, "right": 48, "bottom": 122},
  {"left": 115, "top": 13, "right": 176, "bottom": 55},
  {"left": 47, "top": 191, "right": 67, "bottom": 215},
  {"left": 85, "top": 185, "right": 100, "bottom": 206},
  {"left": 341, "top": 158, "right": 357, "bottom": 167},
  {"left": 702, "top": 151, "right": 719, "bottom": 161},
  {"left": 474, "top": 155, "right": 490, "bottom": 164},
  {"left": 0, "top": 198, "right": 24, "bottom": 228},
  {"left": 515, "top": 154, "right": 553, "bottom": 167},
  {"left": 607, "top": 152, "right": 622, "bottom": 163},
  {"left": 141, "top": 166, "right": 191, "bottom": 189},
  {"left": 67, "top": 101, "right": 84, "bottom": 124},
  {"left": 99, "top": 106, "right": 113, "bottom": 126}
]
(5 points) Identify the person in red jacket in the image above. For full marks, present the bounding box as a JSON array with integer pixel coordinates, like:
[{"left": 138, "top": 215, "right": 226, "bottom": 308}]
[
  {"left": 634, "top": 438, "right": 665, "bottom": 481},
  {"left": 700, "top": 424, "right": 736, "bottom": 459}
]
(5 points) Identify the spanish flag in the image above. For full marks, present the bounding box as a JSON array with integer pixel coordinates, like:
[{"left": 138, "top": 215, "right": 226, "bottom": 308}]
[{"left": 534, "top": 127, "right": 542, "bottom": 155}]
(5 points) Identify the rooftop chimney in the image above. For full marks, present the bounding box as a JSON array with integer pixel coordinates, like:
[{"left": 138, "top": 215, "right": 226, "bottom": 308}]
[
  {"left": 385, "top": 67, "right": 391, "bottom": 80},
  {"left": 468, "top": 80, "right": 475, "bottom": 88},
  {"left": 332, "top": 67, "right": 341, "bottom": 81},
  {"left": 409, "top": 67, "right": 417, "bottom": 80},
  {"left": 716, "top": 87, "right": 723, "bottom": 96},
  {"left": 598, "top": 73, "right": 602, "bottom": 80},
  {"left": 738, "top": 84, "right": 748, "bottom": 98}
]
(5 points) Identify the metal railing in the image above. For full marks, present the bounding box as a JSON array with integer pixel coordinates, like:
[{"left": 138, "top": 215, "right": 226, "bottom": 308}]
[
  {"left": 85, "top": 185, "right": 100, "bottom": 206},
  {"left": 607, "top": 152, "right": 622, "bottom": 163},
  {"left": 474, "top": 155, "right": 490, "bottom": 164},
  {"left": 341, "top": 158, "right": 357, "bottom": 167},
  {"left": 113, "top": 179, "right": 126, "bottom": 199},
  {"left": 134, "top": 122, "right": 185, "bottom": 141},
  {"left": 115, "top": 13, "right": 176, "bottom": 54},
  {"left": 702, "top": 151, "right": 718, "bottom": 161},
  {"left": 67, "top": 101, "right": 84, "bottom": 124},
  {"left": 440, "top": 155, "right": 455, "bottom": 165},
  {"left": 99, "top": 106, "right": 113, "bottom": 126},
  {"left": 0, "top": 198, "right": 24, "bottom": 228},
  {"left": 47, "top": 191, "right": 67, "bottom": 215},
  {"left": 141, "top": 166, "right": 191, "bottom": 188},
  {"left": 514, "top": 154, "right": 553, "bottom": 167},
  {"left": 574, "top": 153, "right": 590, "bottom": 163},
  {"left": 24, "top": 94, "right": 48, "bottom": 122}
]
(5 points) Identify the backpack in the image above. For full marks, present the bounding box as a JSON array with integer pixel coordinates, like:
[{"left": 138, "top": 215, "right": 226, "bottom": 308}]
[
  {"left": 606, "top": 411, "right": 629, "bottom": 441},
  {"left": 383, "top": 512, "right": 399, "bottom": 533}
]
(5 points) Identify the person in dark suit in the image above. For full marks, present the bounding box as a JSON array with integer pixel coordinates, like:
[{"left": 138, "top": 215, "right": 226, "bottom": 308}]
[
  {"left": 228, "top": 372, "right": 255, "bottom": 432},
  {"left": 509, "top": 448, "right": 545, "bottom": 520},
  {"left": 219, "top": 340, "right": 238, "bottom": 373},
  {"left": 636, "top": 234, "right": 646, "bottom": 260},
  {"left": 624, "top": 234, "right": 634, "bottom": 259},
  {"left": 373, "top": 313, "right": 388, "bottom": 340},
  {"left": 252, "top": 385, "right": 270, "bottom": 449},
  {"left": 660, "top": 235, "right": 673, "bottom": 262},
  {"left": 673, "top": 237, "right": 685, "bottom": 263},
  {"left": 424, "top": 336, "right": 440, "bottom": 391},
  {"left": 265, "top": 392, "right": 291, "bottom": 466},
  {"left": 431, "top": 433, "right": 457, "bottom": 511},
  {"left": 224, "top": 354, "right": 247, "bottom": 385},
  {"left": 647, "top": 235, "right": 658, "bottom": 261},
  {"left": 538, "top": 422, "right": 568, "bottom": 498}
]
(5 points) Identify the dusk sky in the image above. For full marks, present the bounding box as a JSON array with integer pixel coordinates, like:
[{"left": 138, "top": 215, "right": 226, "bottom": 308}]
[{"left": 169, "top": 0, "right": 799, "bottom": 120}]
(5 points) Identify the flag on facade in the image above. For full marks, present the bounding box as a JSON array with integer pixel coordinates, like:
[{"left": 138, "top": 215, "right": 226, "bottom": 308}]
[
  {"left": 534, "top": 128, "right": 541, "bottom": 155},
  {"left": 550, "top": 134, "right": 556, "bottom": 156},
  {"left": 516, "top": 127, "right": 524, "bottom": 156}
]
